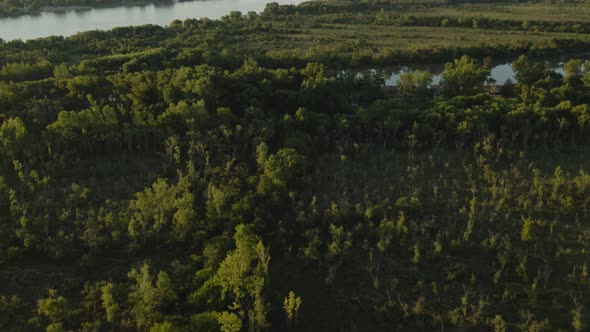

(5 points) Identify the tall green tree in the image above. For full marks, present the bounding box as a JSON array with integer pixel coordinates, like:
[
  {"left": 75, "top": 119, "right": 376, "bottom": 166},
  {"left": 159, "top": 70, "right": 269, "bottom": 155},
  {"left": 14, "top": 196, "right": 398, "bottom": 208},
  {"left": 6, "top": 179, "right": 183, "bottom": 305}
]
[
  {"left": 214, "top": 224, "right": 271, "bottom": 331},
  {"left": 512, "top": 55, "right": 546, "bottom": 87},
  {"left": 37, "top": 289, "right": 69, "bottom": 331},
  {"left": 398, "top": 70, "right": 432, "bottom": 98},
  {"left": 440, "top": 55, "right": 489, "bottom": 97},
  {"left": 128, "top": 263, "right": 177, "bottom": 330},
  {"left": 0, "top": 117, "right": 28, "bottom": 161}
]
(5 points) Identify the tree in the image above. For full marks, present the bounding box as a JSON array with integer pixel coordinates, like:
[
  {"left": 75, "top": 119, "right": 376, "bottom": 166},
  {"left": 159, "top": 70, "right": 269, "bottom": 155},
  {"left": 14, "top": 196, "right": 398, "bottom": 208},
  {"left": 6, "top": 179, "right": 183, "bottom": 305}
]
[
  {"left": 440, "top": 55, "right": 489, "bottom": 97},
  {"left": 128, "top": 263, "right": 159, "bottom": 329},
  {"left": 0, "top": 295, "right": 24, "bottom": 331},
  {"left": 283, "top": 291, "right": 302, "bottom": 327},
  {"left": 491, "top": 315, "right": 506, "bottom": 332},
  {"left": 46, "top": 106, "right": 121, "bottom": 158},
  {"left": 257, "top": 148, "right": 304, "bottom": 197},
  {"left": 128, "top": 177, "right": 195, "bottom": 244},
  {"left": 512, "top": 55, "right": 546, "bottom": 87},
  {"left": 0, "top": 117, "right": 29, "bottom": 160},
  {"left": 398, "top": 70, "right": 432, "bottom": 98},
  {"left": 128, "top": 263, "right": 177, "bottom": 330},
  {"left": 564, "top": 59, "right": 584, "bottom": 84},
  {"left": 228, "top": 11, "right": 243, "bottom": 21},
  {"left": 521, "top": 217, "right": 533, "bottom": 241},
  {"left": 571, "top": 298, "right": 586, "bottom": 332},
  {"left": 129, "top": 179, "right": 174, "bottom": 243},
  {"left": 582, "top": 64, "right": 590, "bottom": 90},
  {"left": 256, "top": 142, "right": 269, "bottom": 171},
  {"left": 262, "top": 2, "right": 280, "bottom": 16},
  {"left": 1, "top": 60, "right": 53, "bottom": 82},
  {"left": 37, "top": 289, "right": 69, "bottom": 329},
  {"left": 190, "top": 312, "right": 220, "bottom": 331},
  {"left": 300, "top": 63, "right": 329, "bottom": 109},
  {"left": 156, "top": 271, "right": 177, "bottom": 305},
  {"left": 53, "top": 63, "right": 72, "bottom": 79},
  {"left": 327, "top": 224, "right": 352, "bottom": 258},
  {"left": 149, "top": 321, "right": 177, "bottom": 332},
  {"left": 214, "top": 224, "right": 271, "bottom": 331},
  {"left": 218, "top": 312, "right": 242, "bottom": 332},
  {"left": 0, "top": 81, "right": 15, "bottom": 111},
  {"left": 100, "top": 282, "right": 120, "bottom": 324}
]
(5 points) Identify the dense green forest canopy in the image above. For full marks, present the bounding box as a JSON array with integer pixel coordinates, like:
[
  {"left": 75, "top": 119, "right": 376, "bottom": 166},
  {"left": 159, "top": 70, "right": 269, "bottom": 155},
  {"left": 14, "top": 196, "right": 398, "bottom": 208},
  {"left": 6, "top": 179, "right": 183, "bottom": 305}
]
[{"left": 2, "top": 0, "right": 590, "bottom": 331}]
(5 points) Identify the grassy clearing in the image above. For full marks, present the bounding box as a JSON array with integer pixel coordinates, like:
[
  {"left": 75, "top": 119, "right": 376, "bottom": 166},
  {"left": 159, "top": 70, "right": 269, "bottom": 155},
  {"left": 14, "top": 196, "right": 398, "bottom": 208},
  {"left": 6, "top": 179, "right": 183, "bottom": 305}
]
[
  {"left": 410, "top": 3, "right": 590, "bottom": 22},
  {"left": 231, "top": 23, "right": 590, "bottom": 54}
]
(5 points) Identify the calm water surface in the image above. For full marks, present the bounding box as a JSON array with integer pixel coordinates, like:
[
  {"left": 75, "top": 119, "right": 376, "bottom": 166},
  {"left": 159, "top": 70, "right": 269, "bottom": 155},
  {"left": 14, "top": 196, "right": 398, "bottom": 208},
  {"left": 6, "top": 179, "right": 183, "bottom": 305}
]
[
  {"left": 383, "top": 60, "right": 570, "bottom": 86},
  {"left": 0, "top": 0, "right": 305, "bottom": 41}
]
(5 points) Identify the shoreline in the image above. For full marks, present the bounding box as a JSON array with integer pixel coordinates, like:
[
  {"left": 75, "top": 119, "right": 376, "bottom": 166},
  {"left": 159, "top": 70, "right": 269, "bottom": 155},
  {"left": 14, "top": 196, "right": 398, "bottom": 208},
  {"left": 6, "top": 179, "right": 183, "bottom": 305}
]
[
  {"left": 43, "top": 0, "right": 167, "bottom": 12},
  {"left": 0, "top": 0, "right": 179, "bottom": 19}
]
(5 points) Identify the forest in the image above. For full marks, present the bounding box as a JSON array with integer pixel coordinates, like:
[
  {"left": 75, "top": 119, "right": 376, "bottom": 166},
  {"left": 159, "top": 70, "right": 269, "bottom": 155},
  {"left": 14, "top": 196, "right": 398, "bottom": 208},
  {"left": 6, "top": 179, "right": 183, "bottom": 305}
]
[{"left": 2, "top": 0, "right": 590, "bottom": 331}]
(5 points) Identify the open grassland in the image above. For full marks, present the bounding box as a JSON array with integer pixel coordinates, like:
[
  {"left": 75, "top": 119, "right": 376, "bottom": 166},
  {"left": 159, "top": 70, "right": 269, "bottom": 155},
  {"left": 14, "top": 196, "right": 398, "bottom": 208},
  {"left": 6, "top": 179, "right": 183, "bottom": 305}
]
[
  {"left": 191, "top": 0, "right": 590, "bottom": 61},
  {"left": 232, "top": 23, "right": 590, "bottom": 54},
  {"left": 398, "top": 2, "right": 590, "bottom": 22}
]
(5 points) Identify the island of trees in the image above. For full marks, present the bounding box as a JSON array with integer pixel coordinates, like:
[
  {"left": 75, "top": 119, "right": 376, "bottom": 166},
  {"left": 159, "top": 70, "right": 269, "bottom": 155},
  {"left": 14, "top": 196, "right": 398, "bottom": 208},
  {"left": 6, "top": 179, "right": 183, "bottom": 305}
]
[{"left": 2, "top": 0, "right": 590, "bottom": 331}]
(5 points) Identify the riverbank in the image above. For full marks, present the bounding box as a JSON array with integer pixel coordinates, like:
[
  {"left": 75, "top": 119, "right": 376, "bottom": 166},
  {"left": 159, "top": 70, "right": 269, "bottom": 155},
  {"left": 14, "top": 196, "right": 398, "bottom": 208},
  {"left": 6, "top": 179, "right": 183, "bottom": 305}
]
[
  {"left": 42, "top": 0, "right": 176, "bottom": 13},
  {"left": 0, "top": 0, "right": 179, "bottom": 19},
  {"left": 368, "top": 53, "right": 588, "bottom": 87},
  {"left": 0, "top": 0, "right": 308, "bottom": 40}
]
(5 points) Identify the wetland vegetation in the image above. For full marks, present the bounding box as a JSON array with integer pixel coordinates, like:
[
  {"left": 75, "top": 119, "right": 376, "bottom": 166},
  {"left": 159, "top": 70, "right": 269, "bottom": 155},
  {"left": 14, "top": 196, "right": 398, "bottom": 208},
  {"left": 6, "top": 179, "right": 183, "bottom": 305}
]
[{"left": 2, "top": 0, "right": 590, "bottom": 331}]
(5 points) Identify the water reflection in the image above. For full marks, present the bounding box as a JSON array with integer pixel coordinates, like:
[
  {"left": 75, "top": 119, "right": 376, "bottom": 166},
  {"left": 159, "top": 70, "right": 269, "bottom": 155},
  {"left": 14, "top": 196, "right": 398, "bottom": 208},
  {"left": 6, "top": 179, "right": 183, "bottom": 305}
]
[
  {"left": 380, "top": 58, "right": 581, "bottom": 87},
  {"left": 0, "top": 0, "right": 305, "bottom": 41},
  {"left": 489, "top": 64, "right": 515, "bottom": 85}
]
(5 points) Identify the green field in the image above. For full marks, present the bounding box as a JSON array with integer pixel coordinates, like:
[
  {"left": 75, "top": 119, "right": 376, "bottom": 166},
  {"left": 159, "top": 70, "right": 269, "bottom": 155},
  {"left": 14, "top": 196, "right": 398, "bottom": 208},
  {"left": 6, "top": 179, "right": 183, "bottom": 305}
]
[
  {"left": 377, "top": 2, "right": 590, "bottom": 21},
  {"left": 233, "top": 24, "right": 590, "bottom": 53}
]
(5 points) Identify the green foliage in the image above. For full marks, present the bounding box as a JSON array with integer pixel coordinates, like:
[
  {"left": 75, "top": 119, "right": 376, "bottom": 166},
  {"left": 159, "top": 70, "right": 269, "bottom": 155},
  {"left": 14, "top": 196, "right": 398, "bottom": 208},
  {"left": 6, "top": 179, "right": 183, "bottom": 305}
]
[
  {"left": 4, "top": 4, "right": 590, "bottom": 331},
  {"left": 37, "top": 289, "right": 69, "bottom": 325},
  {"left": 127, "top": 263, "right": 177, "bottom": 329},
  {"left": 441, "top": 55, "right": 490, "bottom": 97},
  {"left": 328, "top": 224, "right": 352, "bottom": 258},
  {"left": 46, "top": 323, "right": 66, "bottom": 332},
  {"left": 100, "top": 283, "right": 120, "bottom": 323},
  {"left": 0, "top": 295, "right": 25, "bottom": 330},
  {"left": 0, "top": 116, "right": 28, "bottom": 159},
  {"left": 1, "top": 60, "right": 53, "bottom": 82},
  {"left": 283, "top": 291, "right": 302, "bottom": 324},
  {"left": 189, "top": 312, "right": 220, "bottom": 331},
  {"left": 512, "top": 55, "right": 547, "bottom": 87},
  {"left": 213, "top": 224, "right": 270, "bottom": 331},
  {"left": 257, "top": 148, "right": 304, "bottom": 197},
  {"left": 218, "top": 311, "right": 242, "bottom": 332},
  {"left": 398, "top": 70, "right": 432, "bottom": 98},
  {"left": 491, "top": 315, "right": 507, "bottom": 332},
  {"left": 571, "top": 299, "right": 586, "bottom": 332},
  {"left": 149, "top": 321, "right": 177, "bottom": 332},
  {"left": 129, "top": 177, "right": 195, "bottom": 243},
  {"left": 521, "top": 217, "right": 534, "bottom": 241}
]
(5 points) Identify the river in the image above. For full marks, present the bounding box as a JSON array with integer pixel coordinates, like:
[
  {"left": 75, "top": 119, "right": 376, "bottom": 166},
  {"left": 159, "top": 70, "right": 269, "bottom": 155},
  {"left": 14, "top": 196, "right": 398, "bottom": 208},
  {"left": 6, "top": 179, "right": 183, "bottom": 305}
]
[
  {"left": 0, "top": 1, "right": 584, "bottom": 84},
  {"left": 0, "top": 0, "right": 305, "bottom": 41},
  {"left": 342, "top": 58, "right": 574, "bottom": 87},
  {"left": 382, "top": 61, "right": 568, "bottom": 87}
]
